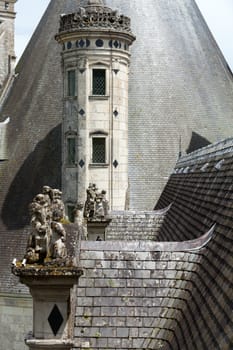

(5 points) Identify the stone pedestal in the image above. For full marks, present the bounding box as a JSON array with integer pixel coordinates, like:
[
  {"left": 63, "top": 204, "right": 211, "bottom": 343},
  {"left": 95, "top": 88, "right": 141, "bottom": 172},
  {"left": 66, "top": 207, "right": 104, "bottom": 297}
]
[
  {"left": 87, "top": 219, "right": 111, "bottom": 241},
  {"left": 12, "top": 264, "right": 83, "bottom": 350}
]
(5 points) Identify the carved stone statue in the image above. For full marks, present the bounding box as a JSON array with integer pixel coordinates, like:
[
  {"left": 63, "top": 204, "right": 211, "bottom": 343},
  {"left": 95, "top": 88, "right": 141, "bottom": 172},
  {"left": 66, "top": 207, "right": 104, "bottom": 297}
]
[
  {"left": 73, "top": 202, "right": 88, "bottom": 240},
  {"left": 88, "top": 0, "right": 104, "bottom": 5},
  {"left": 25, "top": 187, "right": 67, "bottom": 264},
  {"left": 84, "top": 184, "right": 109, "bottom": 221}
]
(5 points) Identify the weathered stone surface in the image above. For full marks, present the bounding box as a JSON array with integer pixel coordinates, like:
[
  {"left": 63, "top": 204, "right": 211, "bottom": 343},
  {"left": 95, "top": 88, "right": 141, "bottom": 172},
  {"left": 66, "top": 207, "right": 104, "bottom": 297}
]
[
  {"left": 0, "top": 0, "right": 17, "bottom": 103},
  {"left": 106, "top": 209, "right": 169, "bottom": 241},
  {"left": 74, "top": 240, "right": 200, "bottom": 349}
]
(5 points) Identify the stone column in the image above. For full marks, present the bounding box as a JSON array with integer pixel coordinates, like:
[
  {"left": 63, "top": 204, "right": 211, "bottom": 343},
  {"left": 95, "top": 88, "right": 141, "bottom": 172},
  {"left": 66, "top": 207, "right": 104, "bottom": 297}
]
[
  {"left": 12, "top": 265, "right": 83, "bottom": 350},
  {"left": 0, "top": 0, "right": 17, "bottom": 92}
]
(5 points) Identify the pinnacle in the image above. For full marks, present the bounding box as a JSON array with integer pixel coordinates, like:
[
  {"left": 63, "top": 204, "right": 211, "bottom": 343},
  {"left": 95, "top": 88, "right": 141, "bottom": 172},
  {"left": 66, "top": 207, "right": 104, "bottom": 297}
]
[{"left": 87, "top": 0, "right": 104, "bottom": 6}]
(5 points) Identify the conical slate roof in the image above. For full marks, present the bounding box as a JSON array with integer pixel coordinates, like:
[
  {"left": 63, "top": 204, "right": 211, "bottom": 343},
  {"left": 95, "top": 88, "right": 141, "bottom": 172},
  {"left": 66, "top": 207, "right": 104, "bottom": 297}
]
[{"left": 0, "top": 0, "right": 233, "bottom": 257}]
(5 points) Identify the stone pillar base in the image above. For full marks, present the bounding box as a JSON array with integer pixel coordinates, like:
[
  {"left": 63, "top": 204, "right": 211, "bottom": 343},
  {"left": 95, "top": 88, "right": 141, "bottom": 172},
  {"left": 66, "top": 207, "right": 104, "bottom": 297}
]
[
  {"left": 26, "top": 338, "right": 73, "bottom": 350},
  {"left": 12, "top": 263, "right": 83, "bottom": 350},
  {"left": 87, "top": 219, "right": 111, "bottom": 240}
]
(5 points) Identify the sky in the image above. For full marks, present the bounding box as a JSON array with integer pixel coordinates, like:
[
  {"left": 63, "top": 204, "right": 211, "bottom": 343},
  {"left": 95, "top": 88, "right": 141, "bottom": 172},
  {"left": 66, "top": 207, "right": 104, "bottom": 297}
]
[{"left": 15, "top": 0, "right": 233, "bottom": 70}]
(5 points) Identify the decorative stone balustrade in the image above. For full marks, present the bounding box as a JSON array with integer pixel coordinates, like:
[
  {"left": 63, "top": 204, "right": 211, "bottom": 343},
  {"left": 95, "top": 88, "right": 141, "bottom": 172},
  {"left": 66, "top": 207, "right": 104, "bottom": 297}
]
[{"left": 58, "top": 6, "right": 132, "bottom": 34}]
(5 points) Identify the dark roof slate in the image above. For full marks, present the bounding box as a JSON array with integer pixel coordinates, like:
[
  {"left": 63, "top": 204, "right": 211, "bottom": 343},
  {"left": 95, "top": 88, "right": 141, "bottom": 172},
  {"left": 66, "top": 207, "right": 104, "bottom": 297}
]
[{"left": 1, "top": 0, "right": 233, "bottom": 293}]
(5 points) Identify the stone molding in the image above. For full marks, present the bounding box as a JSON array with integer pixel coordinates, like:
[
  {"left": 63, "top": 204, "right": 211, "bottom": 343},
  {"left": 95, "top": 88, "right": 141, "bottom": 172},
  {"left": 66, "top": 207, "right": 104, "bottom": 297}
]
[
  {"left": 58, "top": 6, "right": 133, "bottom": 35},
  {"left": 25, "top": 338, "right": 74, "bottom": 349},
  {"left": 82, "top": 224, "right": 215, "bottom": 252}
]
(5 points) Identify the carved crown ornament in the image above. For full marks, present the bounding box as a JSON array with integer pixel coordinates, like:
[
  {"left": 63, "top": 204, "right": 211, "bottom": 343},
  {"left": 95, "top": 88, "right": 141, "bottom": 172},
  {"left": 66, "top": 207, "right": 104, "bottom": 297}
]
[{"left": 56, "top": 3, "right": 134, "bottom": 37}]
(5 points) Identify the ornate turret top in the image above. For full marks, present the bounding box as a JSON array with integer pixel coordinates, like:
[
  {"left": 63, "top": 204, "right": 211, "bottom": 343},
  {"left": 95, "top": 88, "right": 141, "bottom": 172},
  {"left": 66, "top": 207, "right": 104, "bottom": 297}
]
[
  {"left": 57, "top": 0, "right": 134, "bottom": 35},
  {"left": 87, "top": 0, "right": 103, "bottom": 6}
]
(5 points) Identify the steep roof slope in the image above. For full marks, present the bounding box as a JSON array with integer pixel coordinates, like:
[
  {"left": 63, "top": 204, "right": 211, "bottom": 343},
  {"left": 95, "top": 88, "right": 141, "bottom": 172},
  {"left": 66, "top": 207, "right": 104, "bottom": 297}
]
[
  {"left": 1, "top": 0, "right": 233, "bottom": 212},
  {"left": 154, "top": 138, "right": 233, "bottom": 349},
  {"left": 1, "top": 0, "right": 233, "bottom": 290},
  {"left": 0, "top": 0, "right": 233, "bottom": 215}
]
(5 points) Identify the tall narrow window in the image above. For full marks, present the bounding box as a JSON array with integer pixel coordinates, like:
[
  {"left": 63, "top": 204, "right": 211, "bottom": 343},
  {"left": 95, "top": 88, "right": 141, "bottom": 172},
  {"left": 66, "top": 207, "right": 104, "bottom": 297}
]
[
  {"left": 67, "top": 70, "right": 76, "bottom": 96},
  {"left": 92, "top": 137, "right": 106, "bottom": 163},
  {"left": 67, "top": 204, "right": 75, "bottom": 222},
  {"left": 67, "top": 137, "right": 76, "bottom": 165},
  {"left": 92, "top": 69, "right": 106, "bottom": 95}
]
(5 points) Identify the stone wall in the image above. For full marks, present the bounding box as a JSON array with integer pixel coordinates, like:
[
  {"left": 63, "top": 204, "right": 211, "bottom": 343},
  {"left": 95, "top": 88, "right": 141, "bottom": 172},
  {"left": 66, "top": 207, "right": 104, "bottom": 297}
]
[
  {"left": 0, "top": 1, "right": 16, "bottom": 94},
  {"left": 106, "top": 209, "right": 170, "bottom": 241},
  {"left": 0, "top": 293, "right": 32, "bottom": 350}
]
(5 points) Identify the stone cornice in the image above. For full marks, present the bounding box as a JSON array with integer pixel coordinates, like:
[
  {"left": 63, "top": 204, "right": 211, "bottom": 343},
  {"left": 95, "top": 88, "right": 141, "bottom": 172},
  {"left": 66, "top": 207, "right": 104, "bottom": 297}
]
[
  {"left": 81, "top": 224, "right": 216, "bottom": 252},
  {"left": 57, "top": 6, "right": 134, "bottom": 37}
]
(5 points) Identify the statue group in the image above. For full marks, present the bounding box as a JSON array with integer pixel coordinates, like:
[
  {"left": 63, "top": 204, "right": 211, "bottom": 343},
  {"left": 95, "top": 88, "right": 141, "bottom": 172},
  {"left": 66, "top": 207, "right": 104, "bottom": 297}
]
[
  {"left": 25, "top": 186, "right": 67, "bottom": 264},
  {"left": 84, "top": 183, "right": 109, "bottom": 221},
  {"left": 25, "top": 184, "right": 109, "bottom": 264}
]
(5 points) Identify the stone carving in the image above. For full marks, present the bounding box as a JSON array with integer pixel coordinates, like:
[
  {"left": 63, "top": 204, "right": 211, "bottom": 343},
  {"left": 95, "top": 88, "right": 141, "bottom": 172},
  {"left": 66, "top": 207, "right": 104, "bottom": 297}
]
[
  {"left": 25, "top": 186, "right": 67, "bottom": 264},
  {"left": 73, "top": 202, "right": 88, "bottom": 240},
  {"left": 88, "top": 0, "right": 104, "bottom": 5},
  {"left": 77, "top": 56, "right": 87, "bottom": 72},
  {"left": 84, "top": 184, "right": 109, "bottom": 221},
  {"left": 58, "top": 4, "right": 132, "bottom": 34}
]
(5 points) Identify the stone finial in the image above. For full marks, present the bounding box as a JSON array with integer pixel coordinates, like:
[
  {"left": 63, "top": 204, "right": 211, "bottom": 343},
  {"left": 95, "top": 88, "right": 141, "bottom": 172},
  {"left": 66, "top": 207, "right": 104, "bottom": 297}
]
[
  {"left": 56, "top": 1, "right": 134, "bottom": 36},
  {"left": 87, "top": 0, "right": 104, "bottom": 5},
  {"left": 84, "top": 184, "right": 109, "bottom": 221}
]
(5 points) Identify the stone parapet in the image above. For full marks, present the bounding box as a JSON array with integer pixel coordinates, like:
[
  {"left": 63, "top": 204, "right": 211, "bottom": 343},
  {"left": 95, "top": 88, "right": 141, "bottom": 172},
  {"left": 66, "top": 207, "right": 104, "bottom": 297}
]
[
  {"left": 57, "top": 6, "right": 133, "bottom": 36},
  {"left": 106, "top": 207, "right": 171, "bottom": 241}
]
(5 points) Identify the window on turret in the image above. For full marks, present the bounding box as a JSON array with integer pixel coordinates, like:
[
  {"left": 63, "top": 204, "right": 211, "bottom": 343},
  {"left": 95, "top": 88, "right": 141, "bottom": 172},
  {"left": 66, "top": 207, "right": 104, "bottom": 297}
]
[
  {"left": 67, "top": 70, "right": 76, "bottom": 96},
  {"left": 92, "top": 137, "right": 106, "bottom": 163},
  {"left": 67, "top": 137, "right": 76, "bottom": 165},
  {"left": 5, "top": 2, "right": 9, "bottom": 10},
  {"left": 92, "top": 69, "right": 106, "bottom": 95},
  {"left": 67, "top": 204, "right": 75, "bottom": 222}
]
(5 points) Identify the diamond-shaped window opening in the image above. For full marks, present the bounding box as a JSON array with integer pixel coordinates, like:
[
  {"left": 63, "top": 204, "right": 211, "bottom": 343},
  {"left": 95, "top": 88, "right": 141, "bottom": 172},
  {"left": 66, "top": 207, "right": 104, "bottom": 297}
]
[
  {"left": 79, "top": 159, "right": 85, "bottom": 168},
  {"left": 48, "top": 304, "right": 64, "bottom": 336},
  {"left": 113, "top": 160, "right": 118, "bottom": 168},
  {"left": 67, "top": 41, "right": 72, "bottom": 50},
  {"left": 113, "top": 109, "right": 119, "bottom": 117},
  {"left": 79, "top": 109, "right": 85, "bottom": 116}
]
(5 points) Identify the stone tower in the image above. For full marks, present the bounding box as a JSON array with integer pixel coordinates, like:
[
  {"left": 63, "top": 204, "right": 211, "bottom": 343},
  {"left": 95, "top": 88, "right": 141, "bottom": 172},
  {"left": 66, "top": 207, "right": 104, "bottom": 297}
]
[
  {"left": 0, "top": 0, "right": 17, "bottom": 99},
  {"left": 55, "top": 0, "right": 135, "bottom": 216}
]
